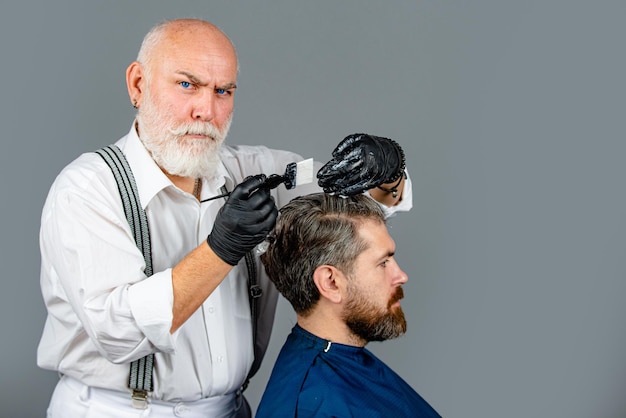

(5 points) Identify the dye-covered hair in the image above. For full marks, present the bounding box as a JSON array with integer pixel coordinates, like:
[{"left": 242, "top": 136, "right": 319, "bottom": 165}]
[{"left": 261, "top": 193, "right": 385, "bottom": 315}]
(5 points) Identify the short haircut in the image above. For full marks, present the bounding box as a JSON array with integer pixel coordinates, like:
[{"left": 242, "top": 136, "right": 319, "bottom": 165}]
[{"left": 261, "top": 193, "right": 386, "bottom": 315}]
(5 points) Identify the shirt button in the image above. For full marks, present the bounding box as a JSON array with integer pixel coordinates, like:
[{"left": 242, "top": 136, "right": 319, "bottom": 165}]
[
  {"left": 207, "top": 307, "right": 215, "bottom": 313},
  {"left": 174, "top": 402, "right": 188, "bottom": 416}
]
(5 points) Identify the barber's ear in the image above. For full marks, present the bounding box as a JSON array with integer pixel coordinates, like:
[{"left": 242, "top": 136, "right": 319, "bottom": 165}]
[
  {"left": 126, "top": 61, "right": 145, "bottom": 107},
  {"left": 313, "top": 265, "right": 344, "bottom": 304}
]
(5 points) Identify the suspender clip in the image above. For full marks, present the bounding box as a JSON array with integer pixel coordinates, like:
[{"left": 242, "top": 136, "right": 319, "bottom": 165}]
[
  {"left": 131, "top": 389, "right": 149, "bottom": 409},
  {"left": 249, "top": 284, "right": 263, "bottom": 299}
]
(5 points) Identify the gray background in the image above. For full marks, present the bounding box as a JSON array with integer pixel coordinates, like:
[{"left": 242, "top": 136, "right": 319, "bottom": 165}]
[{"left": 1, "top": 1, "right": 625, "bottom": 417}]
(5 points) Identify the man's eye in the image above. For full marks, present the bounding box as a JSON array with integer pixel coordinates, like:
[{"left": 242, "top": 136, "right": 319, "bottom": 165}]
[
  {"left": 180, "top": 81, "right": 192, "bottom": 89},
  {"left": 380, "top": 260, "right": 389, "bottom": 267},
  {"left": 216, "top": 88, "right": 227, "bottom": 95}
]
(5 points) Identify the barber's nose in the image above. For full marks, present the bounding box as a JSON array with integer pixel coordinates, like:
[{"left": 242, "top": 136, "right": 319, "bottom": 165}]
[{"left": 191, "top": 94, "right": 215, "bottom": 121}]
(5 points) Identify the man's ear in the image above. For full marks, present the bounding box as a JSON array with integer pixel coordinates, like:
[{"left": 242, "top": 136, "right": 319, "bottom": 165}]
[
  {"left": 313, "top": 265, "right": 344, "bottom": 304},
  {"left": 126, "top": 61, "right": 145, "bottom": 108}
]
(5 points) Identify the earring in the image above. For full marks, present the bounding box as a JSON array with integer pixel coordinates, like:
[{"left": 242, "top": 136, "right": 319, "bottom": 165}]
[{"left": 132, "top": 99, "right": 138, "bottom": 109}]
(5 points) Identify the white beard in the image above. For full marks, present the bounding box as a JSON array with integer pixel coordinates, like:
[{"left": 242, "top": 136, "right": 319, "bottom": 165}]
[{"left": 136, "top": 90, "right": 232, "bottom": 179}]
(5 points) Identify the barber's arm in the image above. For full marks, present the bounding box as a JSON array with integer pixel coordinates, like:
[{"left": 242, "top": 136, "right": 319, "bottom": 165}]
[
  {"left": 317, "top": 133, "right": 408, "bottom": 208},
  {"left": 170, "top": 175, "right": 278, "bottom": 332}
]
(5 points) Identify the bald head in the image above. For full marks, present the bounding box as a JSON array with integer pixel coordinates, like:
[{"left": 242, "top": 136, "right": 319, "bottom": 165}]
[{"left": 137, "top": 19, "right": 238, "bottom": 75}]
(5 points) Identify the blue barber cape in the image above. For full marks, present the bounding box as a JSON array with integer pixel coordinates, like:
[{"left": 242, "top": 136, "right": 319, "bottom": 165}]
[{"left": 256, "top": 325, "right": 441, "bottom": 418}]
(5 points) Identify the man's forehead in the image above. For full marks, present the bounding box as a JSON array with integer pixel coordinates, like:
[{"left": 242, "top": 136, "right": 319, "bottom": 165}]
[
  {"left": 358, "top": 220, "right": 394, "bottom": 253},
  {"left": 150, "top": 26, "right": 237, "bottom": 74}
]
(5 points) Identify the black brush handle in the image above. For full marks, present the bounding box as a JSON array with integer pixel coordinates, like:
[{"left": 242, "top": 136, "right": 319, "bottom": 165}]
[
  {"left": 262, "top": 174, "right": 285, "bottom": 190},
  {"left": 201, "top": 174, "right": 285, "bottom": 203}
]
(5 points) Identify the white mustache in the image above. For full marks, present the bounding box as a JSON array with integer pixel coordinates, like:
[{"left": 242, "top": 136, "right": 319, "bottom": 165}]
[{"left": 169, "top": 122, "right": 223, "bottom": 139}]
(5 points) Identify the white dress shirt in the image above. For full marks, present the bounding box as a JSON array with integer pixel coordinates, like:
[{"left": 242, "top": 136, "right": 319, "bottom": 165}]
[{"left": 37, "top": 123, "right": 413, "bottom": 402}]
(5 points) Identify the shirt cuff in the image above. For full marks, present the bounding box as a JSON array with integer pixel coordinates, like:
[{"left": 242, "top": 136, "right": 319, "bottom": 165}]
[
  {"left": 367, "top": 171, "right": 413, "bottom": 218},
  {"left": 128, "top": 269, "right": 176, "bottom": 353}
]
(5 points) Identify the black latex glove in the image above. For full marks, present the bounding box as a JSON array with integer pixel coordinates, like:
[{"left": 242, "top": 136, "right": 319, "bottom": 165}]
[
  {"left": 207, "top": 174, "right": 278, "bottom": 266},
  {"left": 317, "top": 133, "right": 405, "bottom": 196}
]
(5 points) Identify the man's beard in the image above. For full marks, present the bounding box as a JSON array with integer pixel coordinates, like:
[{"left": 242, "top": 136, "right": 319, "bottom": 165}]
[
  {"left": 136, "top": 91, "right": 232, "bottom": 179},
  {"left": 343, "top": 285, "right": 407, "bottom": 342}
]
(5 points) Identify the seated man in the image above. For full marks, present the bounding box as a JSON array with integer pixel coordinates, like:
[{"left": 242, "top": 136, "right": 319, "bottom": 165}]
[{"left": 257, "top": 193, "right": 440, "bottom": 417}]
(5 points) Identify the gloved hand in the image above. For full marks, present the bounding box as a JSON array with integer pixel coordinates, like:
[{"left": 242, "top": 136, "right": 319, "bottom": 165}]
[
  {"left": 207, "top": 175, "right": 278, "bottom": 266},
  {"left": 317, "top": 133, "right": 406, "bottom": 196}
]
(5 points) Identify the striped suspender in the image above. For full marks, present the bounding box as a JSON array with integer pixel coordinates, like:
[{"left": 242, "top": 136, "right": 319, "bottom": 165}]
[
  {"left": 95, "top": 145, "right": 262, "bottom": 408},
  {"left": 95, "top": 145, "right": 154, "bottom": 408}
]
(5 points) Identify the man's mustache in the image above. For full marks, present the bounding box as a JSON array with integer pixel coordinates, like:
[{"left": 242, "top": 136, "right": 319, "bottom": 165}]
[
  {"left": 388, "top": 287, "right": 404, "bottom": 307},
  {"left": 169, "top": 121, "right": 223, "bottom": 139}
]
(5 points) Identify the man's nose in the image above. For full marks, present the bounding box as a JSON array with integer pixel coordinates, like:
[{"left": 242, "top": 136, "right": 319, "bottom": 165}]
[
  {"left": 191, "top": 92, "right": 215, "bottom": 121},
  {"left": 394, "top": 261, "right": 409, "bottom": 285}
]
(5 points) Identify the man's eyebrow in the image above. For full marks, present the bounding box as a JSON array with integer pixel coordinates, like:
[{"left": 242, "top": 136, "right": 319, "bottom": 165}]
[
  {"left": 175, "top": 71, "right": 237, "bottom": 90},
  {"left": 372, "top": 249, "right": 395, "bottom": 262},
  {"left": 219, "top": 82, "right": 238, "bottom": 90},
  {"left": 176, "top": 71, "right": 206, "bottom": 86}
]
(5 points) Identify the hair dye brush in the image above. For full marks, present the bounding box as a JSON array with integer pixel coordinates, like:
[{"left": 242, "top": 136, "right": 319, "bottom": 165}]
[{"left": 201, "top": 158, "right": 314, "bottom": 203}]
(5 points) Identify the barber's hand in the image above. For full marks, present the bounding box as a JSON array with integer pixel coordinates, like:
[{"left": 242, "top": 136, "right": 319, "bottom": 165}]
[
  {"left": 317, "top": 133, "right": 405, "bottom": 196},
  {"left": 207, "top": 175, "right": 278, "bottom": 266}
]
